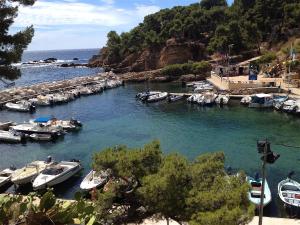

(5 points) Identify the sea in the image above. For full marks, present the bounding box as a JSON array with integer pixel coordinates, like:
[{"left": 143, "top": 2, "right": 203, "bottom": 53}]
[{"left": 1, "top": 49, "right": 300, "bottom": 217}]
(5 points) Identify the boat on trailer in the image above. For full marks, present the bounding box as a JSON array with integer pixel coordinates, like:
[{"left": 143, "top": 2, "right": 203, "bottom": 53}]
[
  {"left": 33, "top": 160, "right": 82, "bottom": 190},
  {"left": 246, "top": 175, "right": 272, "bottom": 207}
]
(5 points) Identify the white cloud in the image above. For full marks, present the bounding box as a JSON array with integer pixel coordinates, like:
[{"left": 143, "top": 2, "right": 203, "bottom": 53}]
[{"left": 14, "top": 1, "right": 160, "bottom": 28}]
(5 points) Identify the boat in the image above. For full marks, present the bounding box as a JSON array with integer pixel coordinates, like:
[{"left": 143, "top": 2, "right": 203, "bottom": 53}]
[
  {"left": 11, "top": 157, "right": 54, "bottom": 185},
  {"left": 273, "top": 95, "right": 289, "bottom": 110},
  {"left": 197, "top": 92, "right": 217, "bottom": 106},
  {"left": 248, "top": 94, "right": 274, "bottom": 108},
  {"left": 282, "top": 100, "right": 296, "bottom": 113},
  {"left": 136, "top": 91, "right": 161, "bottom": 101},
  {"left": 0, "top": 130, "right": 25, "bottom": 143},
  {"left": 168, "top": 94, "right": 184, "bottom": 102},
  {"left": 194, "top": 83, "right": 214, "bottom": 93},
  {"left": 0, "top": 167, "right": 16, "bottom": 188},
  {"left": 278, "top": 177, "right": 300, "bottom": 207},
  {"left": 11, "top": 123, "right": 64, "bottom": 137},
  {"left": 33, "top": 160, "right": 82, "bottom": 190},
  {"left": 80, "top": 170, "right": 109, "bottom": 191},
  {"left": 187, "top": 94, "right": 202, "bottom": 103},
  {"left": 29, "top": 133, "right": 53, "bottom": 142},
  {"left": 5, "top": 101, "right": 35, "bottom": 113},
  {"left": 215, "top": 94, "right": 230, "bottom": 105},
  {"left": 0, "top": 121, "right": 15, "bottom": 131},
  {"left": 246, "top": 175, "right": 272, "bottom": 207},
  {"left": 146, "top": 92, "right": 168, "bottom": 103},
  {"left": 30, "top": 116, "right": 82, "bottom": 131},
  {"left": 241, "top": 96, "right": 252, "bottom": 105}
]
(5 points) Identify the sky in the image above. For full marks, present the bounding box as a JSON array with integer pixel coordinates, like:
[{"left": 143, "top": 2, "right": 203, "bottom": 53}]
[{"left": 11, "top": 0, "right": 234, "bottom": 51}]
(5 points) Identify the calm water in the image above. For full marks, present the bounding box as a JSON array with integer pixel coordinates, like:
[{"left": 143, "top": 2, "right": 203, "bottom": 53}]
[{"left": 1, "top": 50, "right": 300, "bottom": 217}]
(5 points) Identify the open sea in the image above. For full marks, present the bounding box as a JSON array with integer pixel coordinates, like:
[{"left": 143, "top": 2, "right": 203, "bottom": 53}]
[{"left": 1, "top": 49, "right": 300, "bottom": 217}]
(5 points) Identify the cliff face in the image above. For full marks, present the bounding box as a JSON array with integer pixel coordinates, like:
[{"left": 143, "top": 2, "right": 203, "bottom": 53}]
[{"left": 89, "top": 39, "right": 206, "bottom": 73}]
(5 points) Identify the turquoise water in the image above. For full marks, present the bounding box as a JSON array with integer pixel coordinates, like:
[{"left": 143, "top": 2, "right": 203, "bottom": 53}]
[{"left": 1, "top": 50, "right": 300, "bottom": 216}]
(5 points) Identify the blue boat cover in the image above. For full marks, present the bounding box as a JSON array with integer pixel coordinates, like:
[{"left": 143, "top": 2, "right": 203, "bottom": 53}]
[{"left": 34, "top": 116, "right": 53, "bottom": 123}]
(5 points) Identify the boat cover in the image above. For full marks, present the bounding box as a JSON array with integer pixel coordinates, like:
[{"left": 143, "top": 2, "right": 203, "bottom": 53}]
[{"left": 34, "top": 116, "right": 53, "bottom": 123}]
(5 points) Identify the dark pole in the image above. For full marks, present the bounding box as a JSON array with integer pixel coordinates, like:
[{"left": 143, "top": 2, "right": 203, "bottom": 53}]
[{"left": 258, "top": 139, "right": 267, "bottom": 225}]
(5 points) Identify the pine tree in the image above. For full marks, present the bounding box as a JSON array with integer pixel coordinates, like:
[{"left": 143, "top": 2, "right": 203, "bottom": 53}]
[{"left": 0, "top": 0, "right": 35, "bottom": 81}]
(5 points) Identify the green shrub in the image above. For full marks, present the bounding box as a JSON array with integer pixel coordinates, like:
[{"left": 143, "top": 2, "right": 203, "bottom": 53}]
[
  {"left": 161, "top": 61, "right": 211, "bottom": 77},
  {"left": 254, "top": 52, "right": 277, "bottom": 64}
]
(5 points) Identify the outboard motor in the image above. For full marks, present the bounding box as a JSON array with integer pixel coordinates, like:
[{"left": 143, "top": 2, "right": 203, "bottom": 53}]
[
  {"left": 29, "top": 105, "right": 36, "bottom": 113},
  {"left": 220, "top": 97, "right": 224, "bottom": 107},
  {"left": 254, "top": 172, "right": 260, "bottom": 181},
  {"left": 46, "top": 155, "right": 52, "bottom": 164},
  {"left": 20, "top": 133, "right": 27, "bottom": 144},
  {"left": 9, "top": 165, "right": 17, "bottom": 171}
]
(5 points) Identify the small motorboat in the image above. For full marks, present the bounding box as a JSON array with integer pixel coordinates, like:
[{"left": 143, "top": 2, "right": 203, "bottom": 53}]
[
  {"left": 215, "top": 94, "right": 230, "bottom": 105},
  {"left": 246, "top": 175, "right": 272, "bottom": 207},
  {"left": 187, "top": 94, "right": 202, "bottom": 103},
  {"left": 29, "top": 133, "right": 53, "bottom": 142},
  {"left": 0, "top": 130, "right": 25, "bottom": 143},
  {"left": 33, "top": 160, "right": 82, "bottom": 190},
  {"left": 146, "top": 92, "right": 168, "bottom": 103},
  {"left": 136, "top": 91, "right": 161, "bottom": 101},
  {"left": 282, "top": 100, "right": 296, "bottom": 113},
  {"left": 168, "top": 94, "right": 184, "bottom": 102},
  {"left": 11, "top": 123, "right": 64, "bottom": 137},
  {"left": 249, "top": 94, "right": 274, "bottom": 108},
  {"left": 198, "top": 92, "right": 217, "bottom": 106},
  {"left": 241, "top": 96, "right": 252, "bottom": 105},
  {"left": 278, "top": 176, "right": 300, "bottom": 208},
  {"left": 11, "top": 157, "right": 54, "bottom": 185},
  {"left": 80, "top": 170, "right": 109, "bottom": 191},
  {"left": 0, "top": 167, "right": 16, "bottom": 188},
  {"left": 5, "top": 101, "right": 35, "bottom": 113},
  {"left": 31, "top": 117, "right": 82, "bottom": 131}
]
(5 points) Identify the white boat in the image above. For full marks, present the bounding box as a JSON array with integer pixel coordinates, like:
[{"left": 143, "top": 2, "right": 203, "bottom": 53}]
[
  {"left": 168, "top": 94, "right": 184, "bottom": 102},
  {"left": 215, "top": 94, "right": 230, "bottom": 105},
  {"left": 33, "top": 160, "right": 82, "bottom": 190},
  {"left": 11, "top": 123, "right": 64, "bottom": 137},
  {"left": 29, "top": 133, "right": 53, "bottom": 142},
  {"left": 30, "top": 117, "right": 82, "bottom": 131},
  {"left": 194, "top": 84, "right": 214, "bottom": 93},
  {"left": 249, "top": 94, "right": 274, "bottom": 108},
  {"left": 11, "top": 158, "right": 54, "bottom": 185},
  {"left": 146, "top": 92, "right": 168, "bottom": 103},
  {"left": 282, "top": 100, "right": 296, "bottom": 113},
  {"left": 187, "top": 94, "right": 202, "bottom": 103},
  {"left": 0, "top": 130, "right": 24, "bottom": 143},
  {"left": 80, "top": 170, "right": 109, "bottom": 191},
  {"left": 241, "top": 96, "right": 252, "bottom": 105},
  {"left": 136, "top": 91, "right": 161, "bottom": 101},
  {"left": 0, "top": 167, "right": 15, "bottom": 188},
  {"left": 278, "top": 177, "right": 300, "bottom": 207},
  {"left": 198, "top": 92, "right": 217, "bottom": 106},
  {"left": 5, "top": 101, "right": 35, "bottom": 112},
  {"left": 246, "top": 176, "right": 272, "bottom": 207},
  {"left": 0, "top": 121, "right": 15, "bottom": 131}
]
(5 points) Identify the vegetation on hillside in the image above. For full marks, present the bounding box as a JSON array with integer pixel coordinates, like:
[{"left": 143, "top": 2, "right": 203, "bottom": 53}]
[
  {"left": 102, "top": 0, "right": 300, "bottom": 66},
  {"left": 161, "top": 61, "right": 211, "bottom": 77},
  {"left": 0, "top": 0, "right": 35, "bottom": 80}
]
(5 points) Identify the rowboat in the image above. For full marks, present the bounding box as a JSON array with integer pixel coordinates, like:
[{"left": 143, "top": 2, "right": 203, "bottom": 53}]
[{"left": 80, "top": 170, "right": 109, "bottom": 191}]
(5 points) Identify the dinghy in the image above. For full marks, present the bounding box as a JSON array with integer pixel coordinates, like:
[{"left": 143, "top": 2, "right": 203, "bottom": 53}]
[
  {"left": 278, "top": 177, "right": 300, "bottom": 207},
  {"left": 0, "top": 130, "right": 24, "bottom": 143},
  {"left": 246, "top": 175, "right": 272, "bottom": 207},
  {"left": 33, "top": 160, "right": 82, "bottom": 190},
  {"left": 11, "top": 157, "right": 54, "bottom": 185},
  {"left": 80, "top": 170, "right": 109, "bottom": 191},
  {"left": 0, "top": 167, "right": 16, "bottom": 188},
  {"left": 146, "top": 92, "right": 168, "bottom": 103},
  {"left": 5, "top": 101, "right": 35, "bottom": 113}
]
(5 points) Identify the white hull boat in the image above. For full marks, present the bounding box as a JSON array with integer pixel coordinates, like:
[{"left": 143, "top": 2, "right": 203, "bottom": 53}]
[
  {"left": 247, "top": 176, "right": 272, "bottom": 207},
  {"left": 146, "top": 92, "right": 168, "bottom": 103},
  {"left": 249, "top": 94, "right": 274, "bottom": 108},
  {"left": 5, "top": 101, "right": 35, "bottom": 112},
  {"left": 29, "top": 133, "right": 53, "bottom": 142},
  {"left": 168, "top": 95, "right": 184, "bottom": 102},
  {"left": 241, "top": 96, "right": 252, "bottom": 105},
  {"left": 0, "top": 130, "right": 24, "bottom": 143},
  {"left": 198, "top": 92, "right": 217, "bottom": 106},
  {"left": 136, "top": 91, "right": 161, "bottom": 101},
  {"left": 11, "top": 123, "right": 64, "bottom": 136},
  {"left": 215, "top": 94, "right": 230, "bottom": 105},
  {"left": 278, "top": 178, "right": 300, "bottom": 207},
  {"left": 0, "top": 168, "right": 15, "bottom": 188},
  {"left": 80, "top": 170, "right": 109, "bottom": 191},
  {"left": 11, "top": 159, "right": 54, "bottom": 185},
  {"left": 33, "top": 160, "right": 82, "bottom": 190},
  {"left": 282, "top": 100, "right": 296, "bottom": 113}
]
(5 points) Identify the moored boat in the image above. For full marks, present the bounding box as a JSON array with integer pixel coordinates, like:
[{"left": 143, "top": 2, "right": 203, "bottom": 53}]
[
  {"left": 241, "top": 95, "right": 252, "bottom": 105},
  {"left": 215, "top": 94, "right": 230, "bottom": 105},
  {"left": 33, "top": 160, "right": 82, "bottom": 190},
  {"left": 0, "top": 130, "right": 25, "bottom": 143},
  {"left": 0, "top": 167, "right": 16, "bottom": 188},
  {"left": 80, "top": 170, "right": 110, "bottom": 191},
  {"left": 278, "top": 176, "right": 300, "bottom": 208},
  {"left": 11, "top": 123, "right": 64, "bottom": 137},
  {"left": 11, "top": 157, "right": 54, "bottom": 185},
  {"left": 248, "top": 94, "right": 274, "bottom": 108},
  {"left": 5, "top": 101, "right": 35, "bottom": 113},
  {"left": 168, "top": 94, "right": 184, "bottom": 102},
  {"left": 146, "top": 92, "right": 168, "bottom": 103},
  {"left": 246, "top": 175, "right": 272, "bottom": 207},
  {"left": 29, "top": 133, "right": 53, "bottom": 142},
  {"left": 136, "top": 91, "right": 161, "bottom": 101}
]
